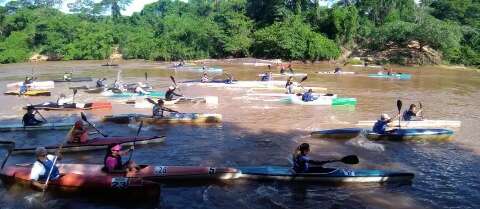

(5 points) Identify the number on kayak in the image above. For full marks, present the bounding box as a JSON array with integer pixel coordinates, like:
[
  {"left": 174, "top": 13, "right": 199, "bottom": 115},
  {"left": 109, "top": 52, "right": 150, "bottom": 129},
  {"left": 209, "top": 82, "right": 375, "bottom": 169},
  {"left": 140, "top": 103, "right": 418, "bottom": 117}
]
[
  {"left": 111, "top": 177, "right": 129, "bottom": 189},
  {"left": 154, "top": 166, "right": 167, "bottom": 176}
]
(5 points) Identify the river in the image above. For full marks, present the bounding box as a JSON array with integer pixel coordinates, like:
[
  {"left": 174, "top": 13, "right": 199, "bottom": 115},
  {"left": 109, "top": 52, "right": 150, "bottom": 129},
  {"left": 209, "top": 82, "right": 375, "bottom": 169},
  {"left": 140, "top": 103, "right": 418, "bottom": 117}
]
[{"left": 0, "top": 60, "right": 479, "bottom": 209}]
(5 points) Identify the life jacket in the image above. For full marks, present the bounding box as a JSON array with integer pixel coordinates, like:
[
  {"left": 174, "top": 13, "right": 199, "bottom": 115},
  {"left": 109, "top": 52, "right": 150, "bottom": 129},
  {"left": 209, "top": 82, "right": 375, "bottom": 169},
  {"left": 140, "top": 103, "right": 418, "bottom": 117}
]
[
  {"left": 372, "top": 120, "right": 388, "bottom": 134},
  {"left": 292, "top": 154, "right": 309, "bottom": 173},
  {"left": 69, "top": 128, "right": 88, "bottom": 143},
  {"left": 103, "top": 155, "right": 123, "bottom": 172},
  {"left": 37, "top": 158, "right": 60, "bottom": 181},
  {"left": 153, "top": 104, "right": 164, "bottom": 117}
]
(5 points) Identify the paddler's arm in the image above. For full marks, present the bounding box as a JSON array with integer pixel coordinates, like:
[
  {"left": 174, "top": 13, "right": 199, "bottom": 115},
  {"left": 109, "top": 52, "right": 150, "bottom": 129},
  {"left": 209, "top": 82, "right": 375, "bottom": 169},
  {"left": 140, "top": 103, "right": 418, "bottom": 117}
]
[
  {"left": 162, "top": 107, "right": 179, "bottom": 113},
  {"left": 31, "top": 180, "right": 47, "bottom": 190},
  {"left": 307, "top": 160, "right": 327, "bottom": 166}
]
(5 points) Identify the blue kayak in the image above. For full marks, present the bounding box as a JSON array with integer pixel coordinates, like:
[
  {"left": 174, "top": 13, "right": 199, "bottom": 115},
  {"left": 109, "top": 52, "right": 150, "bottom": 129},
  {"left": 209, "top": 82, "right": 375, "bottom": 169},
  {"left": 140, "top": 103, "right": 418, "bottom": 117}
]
[
  {"left": 238, "top": 166, "right": 414, "bottom": 183},
  {"left": 368, "top": 73, "right": 412, "bottom": 80},
  {"left": 311, "top": 128, "right": 363, "bottom": 139},
  {"left": 365, "top": 128, "right": 453, "bottom": 141}
]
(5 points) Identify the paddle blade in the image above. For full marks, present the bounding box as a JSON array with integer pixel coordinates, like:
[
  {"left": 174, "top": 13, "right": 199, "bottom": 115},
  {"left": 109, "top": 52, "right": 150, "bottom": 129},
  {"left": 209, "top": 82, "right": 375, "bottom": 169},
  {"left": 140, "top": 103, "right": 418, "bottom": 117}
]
[
  {"left": 341, "top": 155, "right": 359, "bottom": 164},
  {"left": 73, "top": 89, "right": 78, "bottom": 96},
  {"left": 170, "top": 76, "right": 177, "bottom": 86},
  {"left": 80, "top": 112, "right": 88, "bottom": 122},
  {"left": 146, "top": 97, "right": 157, "bottom": 105},
  {"left": 397, "top": 100, "right": 402, "bottom": 112},
  {"left": 300, "top": 76, "right": 308, "bottom": 83},
  {"left": 419, "top": 102, "right": 423, "bottom": 109}
]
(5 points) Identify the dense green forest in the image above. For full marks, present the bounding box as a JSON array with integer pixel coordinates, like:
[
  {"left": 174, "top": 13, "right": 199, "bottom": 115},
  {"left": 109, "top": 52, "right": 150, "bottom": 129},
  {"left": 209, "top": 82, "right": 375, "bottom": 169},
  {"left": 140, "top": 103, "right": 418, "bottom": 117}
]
[{"left": 0, "top": 0, "right": 479, "bottom": 67}]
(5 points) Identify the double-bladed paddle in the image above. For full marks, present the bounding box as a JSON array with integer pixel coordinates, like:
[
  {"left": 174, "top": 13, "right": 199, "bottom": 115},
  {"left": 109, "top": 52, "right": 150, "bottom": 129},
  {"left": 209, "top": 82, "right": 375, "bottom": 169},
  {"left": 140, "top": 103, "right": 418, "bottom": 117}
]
[
  {"left": 316, "top": 155, "right": 359, "bottom": 165},
  {"left": 397, "top": 100, "right": 402, "bottom": 129},
  {"left": 80, "top": 112, "right": 108, "bottom": 137},
  {"left": 127, "top": 121, "right": 143, "bottom": 162},
  {"left": 145, "top": 98, "right": 179, "bottom": 113}
]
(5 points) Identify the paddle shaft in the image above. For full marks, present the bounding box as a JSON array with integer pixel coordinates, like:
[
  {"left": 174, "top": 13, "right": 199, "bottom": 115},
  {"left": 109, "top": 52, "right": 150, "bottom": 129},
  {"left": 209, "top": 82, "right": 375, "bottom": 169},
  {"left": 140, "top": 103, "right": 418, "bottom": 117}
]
[
  {"left": 128, "top": 121, "right": 144, "bottom": 162},
  {"left": 43, "top": 127, "right": 70, "bottom": 193},
  {"left": 397, "top": 100, "right": 402, "bottom": 129},
  {"left": 81, "top": 112, "right": 107, "bottom": 137}
]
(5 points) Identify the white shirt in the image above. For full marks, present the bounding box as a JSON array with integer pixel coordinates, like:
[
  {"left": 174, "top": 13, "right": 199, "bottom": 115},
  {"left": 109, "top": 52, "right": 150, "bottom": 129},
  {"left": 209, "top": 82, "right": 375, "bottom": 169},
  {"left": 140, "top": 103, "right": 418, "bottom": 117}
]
[{"left": 29, "top": 154, "right": 58, "bottom": 181}]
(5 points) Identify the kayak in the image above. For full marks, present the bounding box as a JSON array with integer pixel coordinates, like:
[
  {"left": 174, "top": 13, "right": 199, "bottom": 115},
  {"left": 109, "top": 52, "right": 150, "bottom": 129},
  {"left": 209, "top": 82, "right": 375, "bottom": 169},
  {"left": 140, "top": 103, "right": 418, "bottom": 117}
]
[
  {"left": 368, "top": 73, "right": 412, "bottom": 80},
  {"left": 101, "top": 63, "right": 119, "bottom": 66},
  {"left": 311, "top": 128, "right": 363, "bottom": 139},
  {"left": 85, "top": 87, "right": 105, "bottom": 93},
  {"left": 0, "top": 164, "right": 160, "bottom": 199},
  {"left": 174, "top": 67, "right": 223, "bottom": 73},
  {"left": 22, "top": 102, "right": 112, "bottom": 111},
  {"left": 243, "top": 62, "right": 272, "bottom": 66},
  {"left": 6, "top": 81, "right": 54, "bottom": 90},
  {"left": 4, "top": 90, "right": 51, "bottom": 96},
  {"left": 258, "top": 73, "right": 308, "bottom": 77},
  {"left": 184, "top": 80, "right": 287, "bottom": 88},
  {"left": 58, "top": 164, "right": 240, "bottom": 182},
  {"left": 69, "top": 86, "right": 89, "bottom": 90},
  {"left": 0, "top": 121, "right": 75, "bottom": 132},
  {"left": 317, "top": 71, "right": 355, "bottom": 75},
  {"left": 365, "top": 128, "right": 454, "bottom": 141},
  {"left": 101, "top": 90, "right": 165, "bottom": 98},
  {"left": 133, "top": 96, "right": 218, "bottom": 108},
  {"left": 103, "top": 113, "right": 222, "bottom": 125},
  {"left": 246, "top": 93, "right": 336, "bottom": 98},
  {"left": 54, "top": 77, "right": 93, "bottom": 82},
  {"left": 12, "top": 136, "right": 165, "bottom": 154},
  {"left": 285, "top": 95, "right": 357, "bottom": 106},
  {"left": 355, "top": 120, "right": 462, "bottom": 128},
  {"left": 238, "top": 166, "right": 414, "bottom": 183}
]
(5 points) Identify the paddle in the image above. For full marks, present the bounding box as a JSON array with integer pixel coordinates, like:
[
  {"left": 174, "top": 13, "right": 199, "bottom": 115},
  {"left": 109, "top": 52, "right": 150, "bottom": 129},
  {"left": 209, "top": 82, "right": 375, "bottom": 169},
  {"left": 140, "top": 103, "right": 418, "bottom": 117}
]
[
  {"left": 42, "top": 131, "right": 70, "bottom": 195},
  {"left": 419, "top": 102, "right": 424, "bottom": 119},
  {"left": 397, "top": 100, "right": 402, "bottom": 129},
  {"left": 297, "top": 76, "right": 308, "bottom": 92},
  {"left": 80, "top": 112, "right": 108, "bottom": 137},
  {"left": 170, "top": 75, "right": 182, "bottom": 94},
  {"left": 127, "top": 120, "right": 143, "bottom": 162},
  {"left": 316, "top": 155, "right": 359, "bottom": 165},
  {"left": 72, "top": 89, "right": 78, "bottom": 103},
  {"left": 145, "top": 98, "right": 179, "bottom": 113},
  {"left": 144, "top": 72, "right": 148, "bottom": 81},
  {"left": 0, "top": 141, "right": 15, "bottom": 169}
]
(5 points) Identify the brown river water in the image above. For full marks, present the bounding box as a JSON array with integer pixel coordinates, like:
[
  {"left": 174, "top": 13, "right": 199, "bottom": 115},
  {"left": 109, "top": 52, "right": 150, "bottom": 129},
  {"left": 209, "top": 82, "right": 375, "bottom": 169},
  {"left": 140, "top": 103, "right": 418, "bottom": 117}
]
[{"left": 0, "top": 60, "right": 479, "bottom": 209}]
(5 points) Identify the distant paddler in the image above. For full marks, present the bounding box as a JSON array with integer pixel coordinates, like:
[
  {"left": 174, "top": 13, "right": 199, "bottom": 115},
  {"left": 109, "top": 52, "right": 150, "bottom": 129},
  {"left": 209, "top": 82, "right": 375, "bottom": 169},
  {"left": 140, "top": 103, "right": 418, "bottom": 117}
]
[
  {"left": 22, "top": 106, "right": 45, "bottom": 126},
  {"left": 134, "top": 82, "right": 149, "bottom": 95},
  {"left": 260, "top": 71, "right": 273, "bottom": 81},
  {"left": 63, "top": 72, "right": 72, "bottom": 81},
  {"left": 301, "top": 89, "right": 316, "bottom": 102},
  {"left": 96, "top": 78, "right": 107, "bottom": 88},
  {"left": 165, "top": 86, "right": 183, "bottom": 101},
  {"left": 334, "top": 67, "right": 342, "bottom": 74},
  {"left": 403, "top": 104, "right": 423, "bottom": 121},
  {"left": 201, "top": 72, "right": 209, "bottom": 83},
  {"left": 67, "top": 120, "right": 89, "bottom": 144},
  {"left": 29, "top": 147, "right": 62, "bottom": 190},
  {"left": 285, "top": 76, "right": 295, "bottom": 94}
]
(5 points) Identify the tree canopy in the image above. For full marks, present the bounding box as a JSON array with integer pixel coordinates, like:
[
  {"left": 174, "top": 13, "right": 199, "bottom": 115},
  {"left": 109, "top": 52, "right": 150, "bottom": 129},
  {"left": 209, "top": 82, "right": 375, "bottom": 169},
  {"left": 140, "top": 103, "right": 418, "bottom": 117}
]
[{"left": 0, "top": 0, "right": 479, "bottom": 66}]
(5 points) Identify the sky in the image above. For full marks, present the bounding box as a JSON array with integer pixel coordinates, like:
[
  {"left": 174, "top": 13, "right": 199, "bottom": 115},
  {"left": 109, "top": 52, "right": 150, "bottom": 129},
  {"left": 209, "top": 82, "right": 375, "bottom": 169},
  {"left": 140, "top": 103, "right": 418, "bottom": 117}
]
[{"left": 1, "top": 0, "right": 336, "bottom": 16}]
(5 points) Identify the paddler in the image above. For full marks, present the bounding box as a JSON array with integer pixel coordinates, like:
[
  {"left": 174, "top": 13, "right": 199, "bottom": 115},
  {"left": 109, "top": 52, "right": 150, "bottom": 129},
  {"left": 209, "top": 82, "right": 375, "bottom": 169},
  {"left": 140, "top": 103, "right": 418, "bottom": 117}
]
[
  {"left": 24, "top": 76, "right": 34, "bottom": 84},
  {"left": 134, "top": 82, "right": 148, "bottom": 95},
  {"left": 292, "top": 143, "right": 327, "bottom": 173},
  {"left": 280, "top": 65, "right": 286, "bottom": 74},
  {"left": 260, "top": 72, "right": 272, "bottom": 81},
  {"left": 96, "top": 78, "right": 107, "bottom": 88},
  {"left": 22, "top": 106, "right": 44, "bottom": 126},
  {"left": 334, "top": 67, "right": 342, "bottom": 74},
  {"left": 19, "top": 82, "right": 28, "bottom": 95},
  {"left": 372, "top": 113, "right": 400, "bottom": 134},
  {"left": 165, "top": 86, "right": 182, "bottom": 101},
  {"left": 301, "top": 89, "right": 316, "bottom": 102},
  {"left": 67, "top": 120, "right": 89, "bottom": 144},
  {"left": 403, "top": 104, "right": 423, "bottom": 121},
  {"left": 103, "top": 143, "right": 138, "bottom": 174},
  {"left": 287, "top": 64, "right": 295, "bottom": 74},
  {"left": 63, "top": 72, "right": 72, "bottom": 81},
  {"left": 153, "top": 99, "right": 179, "bottom": 117},
  {"left": 201, "top": 72, "right": 209, "bottom": 83},
  {"left": 285, "top": 76, "right": 295, "bottom": 94},
  {"left": 30, "top": 147, "right": 62, "bottom": 190}
]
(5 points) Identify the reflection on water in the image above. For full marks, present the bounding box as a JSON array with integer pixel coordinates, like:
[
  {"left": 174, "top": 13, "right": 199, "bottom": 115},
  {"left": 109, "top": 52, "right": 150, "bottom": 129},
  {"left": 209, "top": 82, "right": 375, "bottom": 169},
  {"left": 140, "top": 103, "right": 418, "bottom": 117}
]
[{"left": 0, "top": 60, "right": 479, "bottom": 209}]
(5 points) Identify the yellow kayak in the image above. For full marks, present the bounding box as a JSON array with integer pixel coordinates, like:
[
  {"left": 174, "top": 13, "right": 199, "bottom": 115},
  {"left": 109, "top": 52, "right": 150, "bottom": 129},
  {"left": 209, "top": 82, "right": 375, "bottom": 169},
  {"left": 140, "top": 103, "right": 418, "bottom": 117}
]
[
  {"left": 103, "top": 113, "right": 222, "bottom": 125},
  {"left": 4, "top": 90, "right": 51, "bottom": 96}
]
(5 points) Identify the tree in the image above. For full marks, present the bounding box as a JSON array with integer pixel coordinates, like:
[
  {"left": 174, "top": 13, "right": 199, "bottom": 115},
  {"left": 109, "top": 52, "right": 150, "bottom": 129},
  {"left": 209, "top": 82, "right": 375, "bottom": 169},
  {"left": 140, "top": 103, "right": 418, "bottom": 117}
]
[{"left": 97, "top": 0, "right": 132, "bottom": 20}]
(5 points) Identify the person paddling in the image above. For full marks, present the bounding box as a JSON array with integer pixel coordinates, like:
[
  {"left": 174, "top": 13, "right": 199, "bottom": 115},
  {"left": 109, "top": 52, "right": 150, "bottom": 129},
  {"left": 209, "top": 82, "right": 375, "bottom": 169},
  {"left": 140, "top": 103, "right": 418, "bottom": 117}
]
[
  {"left": 67, "top": 120, "right": 89, "bottom": 144},
  {"left": 63, "top": 72, "right": 72, "bottom": 81},
  {"left": 292, "top": 143, "right": 327, "bottom": 173},
  {"left": 260, "top": 72, "right": 272, "bottom": 81},
  {"left": 165, "top": 86, "right": 182, "bottom": 101},
  {"left": 403, "top": 104, "right": 423, "bottom": 121},
  {"left": 96, "top": 78, "right": 107, "bottom": 88},
  {"left": 29, "top": 147, "right": 62, "bottom": 190},
  {"left": 103, "top": 143, "right": 138, "bottom": 174},
  {"left": 372, "top": 113, "right": 400, "bottom": 134},
  {"left": 287, "top": 64, "right": 294, "bottom": 74},
  {"left": 201, "top": 73, "right": 209, "bottom": 83},
  {"left": 152, "top": 99, "right": 179, "bottom": 117},
  {"left": 334, "top": 67, "right": 342, "bottom": 74},
  {"left": 301, "top": 89, "right": 316, "bottom": 102},
  {"left": 22, "top": 106, "right": 44, "bottom": 126},
  {"left": 280, "top": 65, "right": 286, "bottom": 74},
  {"left": 285, "top": 76, "right": 295, "bottom": 94}
]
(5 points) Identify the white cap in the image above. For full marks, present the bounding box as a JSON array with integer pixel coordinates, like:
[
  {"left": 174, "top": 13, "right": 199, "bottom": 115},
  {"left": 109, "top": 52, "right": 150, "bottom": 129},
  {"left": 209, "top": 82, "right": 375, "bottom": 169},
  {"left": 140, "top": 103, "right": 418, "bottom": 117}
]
[
  {"left": 169, "top": 86, "right": 175, "bottom": 90},
  {"left": 380, "top": 113, "right": 390, "bottom": 121}
]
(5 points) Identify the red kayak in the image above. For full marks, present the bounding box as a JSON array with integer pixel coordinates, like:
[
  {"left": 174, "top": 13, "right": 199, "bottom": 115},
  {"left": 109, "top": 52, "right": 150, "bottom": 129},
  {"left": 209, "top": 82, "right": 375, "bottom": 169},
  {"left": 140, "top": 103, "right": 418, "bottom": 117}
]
[
  {"left": 12, "top": 136, "right": 166, "bottom": 154},
  {"left": 57, "top": 164, "right": 241, "bottom": 182},
  {"left": 0, "top": 165, "right": 160, "bottom": 199}
]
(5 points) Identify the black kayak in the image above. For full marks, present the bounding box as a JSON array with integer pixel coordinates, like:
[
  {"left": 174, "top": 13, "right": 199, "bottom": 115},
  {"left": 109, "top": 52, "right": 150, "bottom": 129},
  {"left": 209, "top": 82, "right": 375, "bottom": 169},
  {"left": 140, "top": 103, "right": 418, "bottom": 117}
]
[
  {"left": 54, "top": 77, "right": 93, "bottom": 82},
  {"left": 311, "top": 128, "right": 363, "bottom": 139}
]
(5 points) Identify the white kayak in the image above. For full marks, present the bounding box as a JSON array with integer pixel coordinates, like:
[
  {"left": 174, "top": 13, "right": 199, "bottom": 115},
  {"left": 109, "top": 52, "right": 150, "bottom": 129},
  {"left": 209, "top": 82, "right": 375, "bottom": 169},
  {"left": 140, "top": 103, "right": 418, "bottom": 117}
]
[
  {"left": 355, "top": 120, "right": 461, "bottom": 128},
  {"left": 184, "top": 80, "right": 286, "bottom": 88},
  {"left": 247, "top": 93, "right": 337, "bottom": 98},
  {"left": 6, "top": 81, "right": 54, "bottom": 90},
  {"left": 285, "top": 95, "right": 357, "bottom": 106},
  {"left": 244, "top": 63, "right": 272, "bottom": 66},
  {"left": 133, "top": 96, "right": 219, "bottom": 108},
  {"left": 258, "top": 73, "right": 308, "bottom": 77},
  {"left": 317, "top": 71, "right": 355, "bottom": 75}
]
